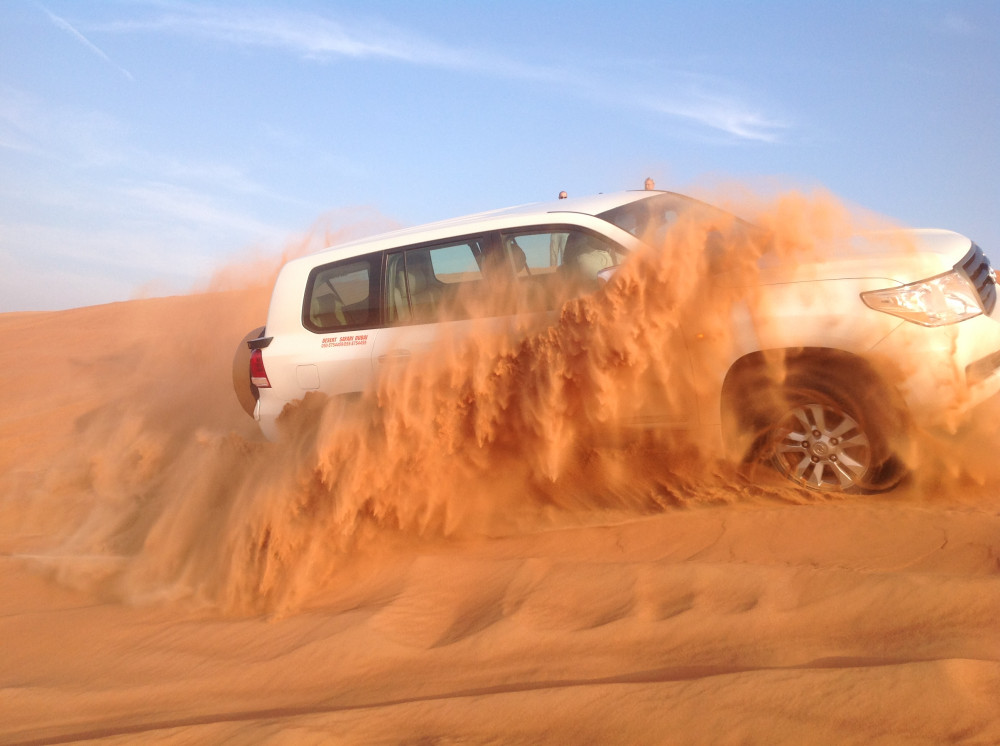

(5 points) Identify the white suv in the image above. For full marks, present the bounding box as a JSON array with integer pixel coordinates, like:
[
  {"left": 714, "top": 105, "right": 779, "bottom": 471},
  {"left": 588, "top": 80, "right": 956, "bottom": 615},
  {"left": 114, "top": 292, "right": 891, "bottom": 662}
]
[{"left": 233, "top": 190, "right": 1000, "bottom": 492}]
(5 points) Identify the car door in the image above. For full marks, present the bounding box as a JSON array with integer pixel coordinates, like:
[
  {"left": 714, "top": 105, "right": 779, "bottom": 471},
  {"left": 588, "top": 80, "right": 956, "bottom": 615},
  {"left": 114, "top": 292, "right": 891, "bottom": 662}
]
[
  {"left": 371, "top": 234, "right": 511, "bottom": 380},
  {"left": 299, "top": 252, "right": 383, "bottom": 399},
  {"left": 498, "top": 224, "right": 623, "bottom": 316},
  {"left": 498, "top": 225, "right": 698, "bottom": 426}
]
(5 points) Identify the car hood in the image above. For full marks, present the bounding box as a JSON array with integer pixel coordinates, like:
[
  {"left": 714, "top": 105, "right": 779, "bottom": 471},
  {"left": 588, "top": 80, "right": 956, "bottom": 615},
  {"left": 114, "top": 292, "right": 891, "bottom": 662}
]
[{"left": 749, "top": 228, "right": 974, "bottom": 287}]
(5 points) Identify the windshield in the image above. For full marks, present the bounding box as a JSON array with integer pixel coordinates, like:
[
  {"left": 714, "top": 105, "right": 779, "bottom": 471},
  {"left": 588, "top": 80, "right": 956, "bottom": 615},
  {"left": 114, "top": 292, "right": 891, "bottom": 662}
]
[
  {"left": 596, "top": 193, "right": 741, "bottom": 245},
  {"left": 597, "top": 192, "right": 770, "bottom": 272},
  {"left": 603, "top": 194, "right": 971, "bottom": 276}
]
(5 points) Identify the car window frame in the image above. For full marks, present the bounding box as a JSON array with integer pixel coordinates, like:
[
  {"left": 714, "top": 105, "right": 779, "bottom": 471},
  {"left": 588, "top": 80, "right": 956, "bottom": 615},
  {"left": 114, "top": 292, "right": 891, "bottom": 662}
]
[
  {"left": 301, "top": 252, "right": 384, "bottom": 334},
  {"left": 380, "top": 232, "right": 502, "bottom": 327},
  {"left": 498, "top": 224, "right": 630, "bottom": 268}
]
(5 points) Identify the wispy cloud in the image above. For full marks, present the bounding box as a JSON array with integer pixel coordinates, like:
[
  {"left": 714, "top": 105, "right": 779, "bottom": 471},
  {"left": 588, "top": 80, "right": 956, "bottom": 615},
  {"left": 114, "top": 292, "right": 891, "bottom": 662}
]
[
  {"left": 0, "top": 172, "right": 290, "bottom": 310},
  {"left": 97, "top": 5, "right": 789, "bottom": 143},
  {"left": 642, "top": 88, "right": 788, "bottom": 144},
  {"left": 3, "top": 82, "right": 292, "bottom": 206},
  {"left": 0, "top": 85, "right": 128, "bottom": 163},
  {"left": 0, "top": 86, "right": 43, "bottom": 154},
  {"left": 40, "top": 4, "right": 135, "bottom": 81},
  {"left": 941, "top": 12, "right": 975, "bottom": 36},
  {"left": 97, "top": 6, "right": 467, "bottom": 67},
  {"left": 120, "top": 180, "right": 280, "bottom": 238}
]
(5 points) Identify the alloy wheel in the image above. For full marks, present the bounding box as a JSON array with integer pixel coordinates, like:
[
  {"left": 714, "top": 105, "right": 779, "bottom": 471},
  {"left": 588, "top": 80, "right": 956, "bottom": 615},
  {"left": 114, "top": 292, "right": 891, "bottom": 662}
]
[{"left": 772, "top": 402, "right": 872, "bottom": 491}]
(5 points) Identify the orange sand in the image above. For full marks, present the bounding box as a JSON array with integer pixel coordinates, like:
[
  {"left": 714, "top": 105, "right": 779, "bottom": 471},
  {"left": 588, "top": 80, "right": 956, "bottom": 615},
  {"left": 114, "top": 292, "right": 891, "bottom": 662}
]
[{"left": 2, "top": 196, "right": 1000, "bottom": 743}]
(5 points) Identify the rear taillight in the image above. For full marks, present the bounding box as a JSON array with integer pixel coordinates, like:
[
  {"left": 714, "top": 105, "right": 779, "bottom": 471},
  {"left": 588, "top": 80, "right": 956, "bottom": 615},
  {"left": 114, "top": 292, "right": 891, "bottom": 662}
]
[{"left": 249, "top": 349, "right": 271, "bottom": 388}]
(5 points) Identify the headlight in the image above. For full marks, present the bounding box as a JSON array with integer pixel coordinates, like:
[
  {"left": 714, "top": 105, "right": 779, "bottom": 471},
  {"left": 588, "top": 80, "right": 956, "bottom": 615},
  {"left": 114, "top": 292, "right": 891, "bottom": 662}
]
[{"left": 860, "top": 270, "right": 983, "bottom": 326}]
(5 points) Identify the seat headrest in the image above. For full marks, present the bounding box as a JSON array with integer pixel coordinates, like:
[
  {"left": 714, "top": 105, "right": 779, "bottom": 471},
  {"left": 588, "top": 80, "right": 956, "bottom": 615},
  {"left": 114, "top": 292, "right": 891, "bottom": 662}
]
[
  {"left": 405, "top": 267, "right": 429, "bottom": 294},
  {"left": 563, "top": 233, "right": 613, "bottom": 279},
  {"left": 509, "top": 241, "right": 528, "bottom": 273},
  {"left": 575, "top": 249, "right": 612, "bottom": 278}
]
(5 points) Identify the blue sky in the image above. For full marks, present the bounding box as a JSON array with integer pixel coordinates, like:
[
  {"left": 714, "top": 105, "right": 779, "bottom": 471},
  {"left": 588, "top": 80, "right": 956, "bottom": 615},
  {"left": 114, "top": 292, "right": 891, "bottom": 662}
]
[{"left": 1, "top": 1, "right": 997, "bottom": 312}]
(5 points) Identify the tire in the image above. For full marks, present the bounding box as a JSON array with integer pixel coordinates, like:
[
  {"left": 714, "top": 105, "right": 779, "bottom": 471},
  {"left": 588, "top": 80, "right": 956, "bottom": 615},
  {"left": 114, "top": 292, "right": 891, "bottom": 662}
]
[
  {"left": 232, "top": 326, "right": 266, "bottom": 417},
  {"left": 724, "top": 353, "right": 907, "bottom": 493},
  {"left": 766, "top": 386, "right": 902, "bottom": 492}
]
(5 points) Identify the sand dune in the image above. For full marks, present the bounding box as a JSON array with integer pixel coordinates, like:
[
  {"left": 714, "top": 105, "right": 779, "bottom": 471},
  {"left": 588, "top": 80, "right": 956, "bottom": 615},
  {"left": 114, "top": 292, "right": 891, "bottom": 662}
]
[{"left": 2, "top": 204, "right": 1000, "bottom": 743}]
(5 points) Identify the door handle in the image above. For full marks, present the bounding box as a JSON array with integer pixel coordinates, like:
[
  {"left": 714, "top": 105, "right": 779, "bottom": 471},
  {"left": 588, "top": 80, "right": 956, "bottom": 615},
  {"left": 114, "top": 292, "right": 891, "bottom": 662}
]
[{"left": 378, "top": 350, "right": 412, "bottom": 364}]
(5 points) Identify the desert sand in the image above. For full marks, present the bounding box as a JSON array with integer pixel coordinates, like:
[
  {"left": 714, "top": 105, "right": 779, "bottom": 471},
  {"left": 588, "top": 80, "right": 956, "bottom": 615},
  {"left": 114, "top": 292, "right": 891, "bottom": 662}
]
[{"left": 2, "top": 199, "right": 1000, "bottom": 744}]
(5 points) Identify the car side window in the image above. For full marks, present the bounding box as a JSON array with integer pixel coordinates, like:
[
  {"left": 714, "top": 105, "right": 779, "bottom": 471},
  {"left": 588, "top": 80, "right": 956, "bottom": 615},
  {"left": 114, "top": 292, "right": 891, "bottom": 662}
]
[
  {"left": 303, "top": 255, "right": 380, "bottom": 332},
  {"left": 501, "top": 228, "right": 625, "bottom": 310},
  {"left": 386, "top": 238, "right": 496, "bottom": 324}
]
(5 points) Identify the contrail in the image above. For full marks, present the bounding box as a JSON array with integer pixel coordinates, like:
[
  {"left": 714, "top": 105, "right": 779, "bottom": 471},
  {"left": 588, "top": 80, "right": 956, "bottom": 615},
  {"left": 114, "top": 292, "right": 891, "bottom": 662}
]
[{"left": 40, "top": 4, "right": 135, "bottom": 81}]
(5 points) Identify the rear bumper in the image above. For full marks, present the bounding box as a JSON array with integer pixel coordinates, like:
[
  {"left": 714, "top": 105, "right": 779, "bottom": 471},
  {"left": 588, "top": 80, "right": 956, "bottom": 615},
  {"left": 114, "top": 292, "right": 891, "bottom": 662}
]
[{"left": 254, "top": 395, "right": 283, "bottom": 441}]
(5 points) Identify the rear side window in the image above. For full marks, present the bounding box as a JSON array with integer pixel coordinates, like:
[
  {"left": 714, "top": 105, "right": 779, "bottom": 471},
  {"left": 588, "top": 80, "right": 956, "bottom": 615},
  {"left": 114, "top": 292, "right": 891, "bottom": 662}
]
[{"left": 303, "top": 255, "right": 380, "bottom": 332}]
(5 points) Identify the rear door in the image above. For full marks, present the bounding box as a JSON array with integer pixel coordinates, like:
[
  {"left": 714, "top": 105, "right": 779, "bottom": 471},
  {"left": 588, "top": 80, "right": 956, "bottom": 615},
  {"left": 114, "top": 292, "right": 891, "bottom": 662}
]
[{"left": 299, "top": 252, "right": 383, "bottom": 398}]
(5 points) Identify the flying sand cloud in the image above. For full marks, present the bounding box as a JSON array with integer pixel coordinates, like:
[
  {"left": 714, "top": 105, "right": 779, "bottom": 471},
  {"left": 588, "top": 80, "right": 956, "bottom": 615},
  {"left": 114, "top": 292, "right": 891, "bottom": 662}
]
[{"left": 95, "top": 5, "right": 788, "bottom": 143}]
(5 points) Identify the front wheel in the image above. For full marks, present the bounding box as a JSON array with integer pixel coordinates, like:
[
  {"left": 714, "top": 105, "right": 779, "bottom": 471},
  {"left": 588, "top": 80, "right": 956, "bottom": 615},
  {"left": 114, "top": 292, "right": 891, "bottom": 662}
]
[
  {"left": 764, "top": 381, "right": 906, "bottom": 493},
  {"left": 723, "top": 353, "right": 909, "bottom": 493},
  {"left": 770, "top": 397, "right": 874, "bottom": 491}
]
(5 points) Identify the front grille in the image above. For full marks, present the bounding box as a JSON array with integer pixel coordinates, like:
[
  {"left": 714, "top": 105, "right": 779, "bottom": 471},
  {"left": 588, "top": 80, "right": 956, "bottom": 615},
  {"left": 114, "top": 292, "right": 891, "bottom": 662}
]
[
  {"left": 958, "top": 243, "right": 997, "bottom": 315},
  {"left": 966, "top": 349, "right": 1000, "bottom": 386}
]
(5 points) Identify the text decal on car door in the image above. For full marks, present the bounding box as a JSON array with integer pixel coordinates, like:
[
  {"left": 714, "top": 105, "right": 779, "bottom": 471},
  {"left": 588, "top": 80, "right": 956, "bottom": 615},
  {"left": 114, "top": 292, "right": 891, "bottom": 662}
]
[{"left": 321, "top": 333, "right": 371, "bottom": 349}]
